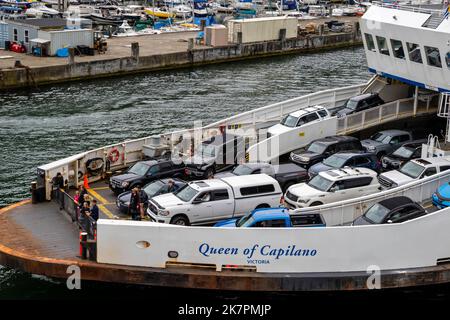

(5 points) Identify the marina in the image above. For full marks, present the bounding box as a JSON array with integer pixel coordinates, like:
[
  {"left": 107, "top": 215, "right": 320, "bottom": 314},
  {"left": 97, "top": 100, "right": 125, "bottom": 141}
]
[{"left": 1, "top": 0, "right": 450, "bottom": 304}]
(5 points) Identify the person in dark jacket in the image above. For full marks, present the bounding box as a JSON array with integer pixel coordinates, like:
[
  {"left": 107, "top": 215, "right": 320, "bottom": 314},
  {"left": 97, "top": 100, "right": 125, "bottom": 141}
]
[
  {"left": 53, "top": 172, "right": 65, "bottom": 209},
  {"left": 137, "top": 186, "right": 148, "bottom": 220},
  {"left": 79, "top": 201, "right": 92, "bottom": 234},
  {"left": 167, "top": 179, "right": 179, "bottom": 193},
  {"left": 91, "top": 199, "right": 99, "bottom": 221},
  {"left": 129, "top": 188, "right": 141, "bottom": 221}
]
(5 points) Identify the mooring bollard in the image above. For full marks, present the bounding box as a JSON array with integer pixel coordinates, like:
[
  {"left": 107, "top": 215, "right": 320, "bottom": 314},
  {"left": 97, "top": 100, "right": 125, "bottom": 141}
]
[
  {"left": 131, "top": 42, "right": 139, "bottom": 60},
  {"left": 80, "top": 232, "right": 88, "bottom": 259},
  {"left": 31, "top": 181, "right": 38, "bottom": 204},
  {"left": 68, "top": 48, "right": 75, "bottom": 65}
]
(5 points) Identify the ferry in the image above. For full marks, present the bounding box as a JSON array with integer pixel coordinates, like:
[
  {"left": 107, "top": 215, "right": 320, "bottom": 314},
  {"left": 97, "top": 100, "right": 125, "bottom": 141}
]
[{"left": 1, "top": 1, "right": 450, "bottom": 292}]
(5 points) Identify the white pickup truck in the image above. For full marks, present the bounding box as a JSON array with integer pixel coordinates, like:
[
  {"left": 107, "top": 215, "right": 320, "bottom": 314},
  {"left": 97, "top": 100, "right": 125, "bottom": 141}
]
[{"left": 147, "top": 174, "right": 283, "bottom": 226}]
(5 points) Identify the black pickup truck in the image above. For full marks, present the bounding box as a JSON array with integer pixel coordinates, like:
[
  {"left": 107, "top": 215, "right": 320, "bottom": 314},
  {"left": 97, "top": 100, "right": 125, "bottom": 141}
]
[
  {"left": 184, "top": 133, "right": 245, "bottom": 179},
  {"left": 290, "top": 135, "right": 363, "bottom": 169},
  {"left": 109, "top": 159, "right": 185, "bottom": 195},
  {"left": 214, "top": 162, "right": 308, "bottom": 191}
]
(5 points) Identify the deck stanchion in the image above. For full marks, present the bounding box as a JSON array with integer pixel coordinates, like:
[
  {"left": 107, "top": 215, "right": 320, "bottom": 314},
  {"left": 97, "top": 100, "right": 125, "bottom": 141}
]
[
  {"left": 80, "top": 232, "right": 88, "bottom": 259},
  {"left": 31, "top": 181, "right": 38, "bottom": 204}
]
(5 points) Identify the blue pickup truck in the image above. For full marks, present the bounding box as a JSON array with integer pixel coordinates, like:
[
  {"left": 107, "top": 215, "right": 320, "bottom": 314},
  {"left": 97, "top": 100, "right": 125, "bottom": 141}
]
[{"left": 214, "top": 207, "right": 326, "bottom": 228}]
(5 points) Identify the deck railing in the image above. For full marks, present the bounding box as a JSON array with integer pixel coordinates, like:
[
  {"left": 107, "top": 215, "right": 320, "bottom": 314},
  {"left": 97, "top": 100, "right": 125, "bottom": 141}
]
[
  {"left": 371, "top": 1, "right": 444, "bottom": 16},
  {"left": 291, "top": 167, "right": 450, "bottom": 226}
]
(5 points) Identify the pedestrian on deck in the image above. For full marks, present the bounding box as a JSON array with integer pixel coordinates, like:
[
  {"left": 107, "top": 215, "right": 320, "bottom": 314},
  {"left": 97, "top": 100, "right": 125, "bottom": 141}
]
[
  {"left": 79, "top": 185, "right": 88, "bottom": 202},
  {"left": 137, "top": 186, "right": 148, "bottom": 220},
  {"left": 129, "top": 188, "right": 141, "bottom": 221},
  {"left": 80, "top": 201, "right": 92, "bottom": 234},
  {"left": 74, "top": 191, "right": 80, "bottom": 205},
  {"left": 52, "top": 172, "right": 65, "bottom": 209},
  {"left": 91, "top": 199, "right": 99, "bottom": 221}
]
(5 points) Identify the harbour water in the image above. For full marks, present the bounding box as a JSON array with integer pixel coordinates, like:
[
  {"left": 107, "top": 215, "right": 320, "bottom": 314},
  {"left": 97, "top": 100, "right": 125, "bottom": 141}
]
[{"left": 0, "top": 46, "right": 372, "bottom": 299}]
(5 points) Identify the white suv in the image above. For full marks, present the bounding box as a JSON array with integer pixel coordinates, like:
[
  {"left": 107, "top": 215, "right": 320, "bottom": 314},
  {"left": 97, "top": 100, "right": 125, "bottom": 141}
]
[
  {"left": 378, "top": 157, "right": 450, "bottom": 189},
  {"left": 267, "top": 105, "right": 331, "bottom": 137},
  {"left": 284, "top": 167, "right": 380, "bottom": 208}
]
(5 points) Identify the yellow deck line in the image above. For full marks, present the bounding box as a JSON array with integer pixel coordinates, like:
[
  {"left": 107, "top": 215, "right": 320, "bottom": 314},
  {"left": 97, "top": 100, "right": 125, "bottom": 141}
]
[
  {"left": 92, "top": 186, "right": 110, "bottom": 191},
  {"left": 87, "top": 188, "right": 109, "bottom": 205},
  {"left": 98, "top": 204, "right": 114, "bottom": 219}
]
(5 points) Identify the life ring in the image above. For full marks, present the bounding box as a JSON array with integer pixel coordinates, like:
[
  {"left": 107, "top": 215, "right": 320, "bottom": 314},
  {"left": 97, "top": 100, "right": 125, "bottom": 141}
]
[{"left": 108, "top": 148, "right": 120, "bottom": 163}]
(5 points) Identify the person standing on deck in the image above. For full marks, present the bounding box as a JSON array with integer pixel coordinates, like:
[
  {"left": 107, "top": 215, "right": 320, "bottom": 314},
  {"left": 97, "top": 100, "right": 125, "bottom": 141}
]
[
  {"left": 137, "top": 186, "right": 148, "bottom": 220},
  {"left": 129, "top": 188, "right": 141, "bottom": 221},
  {"left": 52, "top": 172, "right": 64, "bottom": 209},
  {"left": 91, "top": 199, "right": 99, "bottom": 222},
  {"left": 80, "top": 201, "right": 92, "bottom": 234}
]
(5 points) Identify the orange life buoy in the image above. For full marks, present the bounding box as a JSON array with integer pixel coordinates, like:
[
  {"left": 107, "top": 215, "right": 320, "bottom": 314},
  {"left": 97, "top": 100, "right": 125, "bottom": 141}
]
[{"left": 108, "top": 148, "right": 120, "bottom": 163}]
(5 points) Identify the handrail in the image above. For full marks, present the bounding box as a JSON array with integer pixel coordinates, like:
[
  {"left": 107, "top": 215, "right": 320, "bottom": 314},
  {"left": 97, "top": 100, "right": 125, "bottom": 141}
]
[
  {"left": 371, "top": 1, "right": 444, "bottom": 16},
  {"left": 291, "top": 167, "right": 450, "bottom": 226}
]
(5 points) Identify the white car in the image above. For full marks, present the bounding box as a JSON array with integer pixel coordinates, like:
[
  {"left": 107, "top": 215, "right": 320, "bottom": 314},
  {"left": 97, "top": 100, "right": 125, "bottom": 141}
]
[
  {"left": 147, "top": 174, "right": 283, "bottom": 226},
  {"left": 267, "top": 105, "right": 330, "bottom": 137},
  {"left": 284, "top": 167, "right": 380, "bottom": 208},
  {"left": 378, "top": 157, "right": 450, "bottom": 189}
]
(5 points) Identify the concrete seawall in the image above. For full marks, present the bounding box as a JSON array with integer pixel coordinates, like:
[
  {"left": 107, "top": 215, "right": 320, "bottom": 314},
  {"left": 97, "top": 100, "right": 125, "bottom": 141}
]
[{"left": 0, "top": 32, "right": 362, "bottom": 90}]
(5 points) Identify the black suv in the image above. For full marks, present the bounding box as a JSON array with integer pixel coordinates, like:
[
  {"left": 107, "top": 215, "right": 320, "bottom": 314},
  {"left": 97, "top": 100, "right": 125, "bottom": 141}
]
[
  {"left": 381, "top": 140, "right": 426, "bottom": 170},
  {"left": 184, "top": 133, "right": 245, "bottom": 179},
  {"left": 290, "top": 135, "right": 363, "bottom": 168},
  {"left": 215, "top": 162, "right": 308, "bottom": 191},
  {"left": 109, "top": 159, "right": 185, "bottom": 195},
  {"left": 335, "top": 93, "right": 385, "bottom": 117},
  {"left": 352, "top": 196, "right": 427, "bottom": 225}
]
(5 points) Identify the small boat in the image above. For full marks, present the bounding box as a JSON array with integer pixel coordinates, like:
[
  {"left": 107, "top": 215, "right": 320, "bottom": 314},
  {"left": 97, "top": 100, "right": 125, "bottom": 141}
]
[
  {"left": 169, "top": 4, "right": 192, "bottom": 17},
  {"left": 90, "top": 8, "right": 122, "bottom": 25},
  {"left": 144, "top": 7, "right": 175, "bottom": 18},
  {"left": 113, "top": 20, "right": 139, "bottom": 37},
  {"left": 24, "top": 2, "right": 60, "bottom": 17}
]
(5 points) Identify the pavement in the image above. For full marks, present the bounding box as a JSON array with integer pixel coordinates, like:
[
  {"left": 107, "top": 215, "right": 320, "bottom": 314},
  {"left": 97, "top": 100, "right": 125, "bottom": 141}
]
[{"left": 0, "top": 16, "right": 361, "bottom": 70}]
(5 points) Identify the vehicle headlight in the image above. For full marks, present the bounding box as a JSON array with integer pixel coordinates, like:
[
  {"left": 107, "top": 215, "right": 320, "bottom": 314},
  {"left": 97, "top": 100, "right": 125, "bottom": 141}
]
[
  {"left": 297, "top": 198, "right": 309, "bottom": 204},
  {"left": 391, "top": 183, "right": 398, "bottom": 188},
  {"left": 158, "top": 209, "right": 170, "bottom": 216},
  {"left": 121, "top": 181, "right": 130, "bottom": 188},
  {"left": 367, "top": 146, "right": 376, "bottom": 151}
]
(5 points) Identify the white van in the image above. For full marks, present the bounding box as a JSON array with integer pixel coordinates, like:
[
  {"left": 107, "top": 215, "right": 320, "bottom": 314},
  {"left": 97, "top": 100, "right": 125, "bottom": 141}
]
[{"left": 147, "top": 174, "right": 283, "bottom": 225}]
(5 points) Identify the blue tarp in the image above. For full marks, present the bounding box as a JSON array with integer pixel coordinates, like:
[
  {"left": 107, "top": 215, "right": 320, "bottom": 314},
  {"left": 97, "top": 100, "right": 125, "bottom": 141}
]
[{"left": 56, "top": 47, "right": 69, "bottom": 57}]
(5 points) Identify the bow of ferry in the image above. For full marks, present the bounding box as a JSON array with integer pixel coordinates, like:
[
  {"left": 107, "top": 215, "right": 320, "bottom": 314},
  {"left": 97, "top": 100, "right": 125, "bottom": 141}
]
[{"left": 1, "top": 2, "right": 450, "bottom": 291}]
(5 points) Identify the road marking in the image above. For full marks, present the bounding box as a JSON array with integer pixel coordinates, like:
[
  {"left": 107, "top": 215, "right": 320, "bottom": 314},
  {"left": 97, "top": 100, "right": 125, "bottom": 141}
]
[
  {"left": 87, "top": 188, "right": 109, "bottom": 205},
  {"left": 98, "top": 204, "right": 114, "bottom": 219},
  {"left": 92, "top": 186, "right": 110, "bottom": 191}
]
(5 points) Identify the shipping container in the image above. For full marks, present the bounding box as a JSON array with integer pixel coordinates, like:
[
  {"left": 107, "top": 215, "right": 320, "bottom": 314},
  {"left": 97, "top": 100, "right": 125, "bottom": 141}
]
[
  {"left": 0, "top": 21, "right": 7, "bottom": 49},
  {"left": 227, "top": 16, "right": 298, "bottom": 44},
  {"left": 38, "top": 29, "right": 94, "bottom": 56}
]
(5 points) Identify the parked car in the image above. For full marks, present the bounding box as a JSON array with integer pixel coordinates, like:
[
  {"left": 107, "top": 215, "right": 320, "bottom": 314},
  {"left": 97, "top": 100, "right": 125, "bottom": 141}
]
[
  {"left": 290, "top": 135, "right": 363, "bottom": 169},
  {"left": 284, "top": 167, "right": 380, "bottom": 208},
  {"left": 352, "top": 196, "right": 427, "bottom": 225},
  {"left": 378, "top": 157, "right": 450, "bottom": 189},
  {"left": 432, "top": 181, "right": 450, "bottom": 209},
  {"left": 147, "top": 174, "right": 283, "bottom": 226},
  {"left": 335, "top": 93, "right": 384, "bottom": 117},
  {"left": 109, "top": 159, "right": 185, "bottom": 195},
  {"left": 308, "top": 151, "right": 381, "bottom": 178},
  {"left": 361, "top": 130, "right": 413, "bottom": 158},
  {"left": 267, "top": 105, "right": 330, "bottom": 137},
  {"left": 214, "top": 207, "right": 326, "bottom": 228},
  {"left": 116, "top": 178, "right": 186, "bottom": 214},
  {"left": 184, "top": 133, "right": 244, "bottom": 179},
  {"left": 381, "top": 140, "right": 426, "bottom": 170},
  {"left": 215, "top": 162, "right": 308, "bottom": 191}
]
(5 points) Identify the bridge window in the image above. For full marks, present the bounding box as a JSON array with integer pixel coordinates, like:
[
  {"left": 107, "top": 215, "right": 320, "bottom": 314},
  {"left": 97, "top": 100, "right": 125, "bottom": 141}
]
[
  {"left": 390, "top": 39, "right": 405, "bottom": 59},
  {"left": 446, "top": 52, "right": 450, "bottom": 69},
  {"left": 406, "top": 42, "right": 423, "bottom": 64},
  {"left": 424, "top": 46, "right": 442, "bottom": 68},
  {"left": 364, "top": 33, "right": 376, "bottom": 52},
  {"left": 376, "top": 36, "right": 390, "bottom": 56}
]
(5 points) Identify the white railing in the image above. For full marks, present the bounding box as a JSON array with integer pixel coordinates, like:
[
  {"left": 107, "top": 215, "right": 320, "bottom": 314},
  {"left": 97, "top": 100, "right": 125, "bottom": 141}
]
[
  {"left": 39, "top": 82, "right": 368, "bottom": 200},
  {"left": 292, "top": 168, "right": 450, "bottom": 226},
  {"left": 337, "top": 97, "right": 437, "bottom": 134},
  {"left": 371, "top": 1, "right": 444, "bottom": 15}
]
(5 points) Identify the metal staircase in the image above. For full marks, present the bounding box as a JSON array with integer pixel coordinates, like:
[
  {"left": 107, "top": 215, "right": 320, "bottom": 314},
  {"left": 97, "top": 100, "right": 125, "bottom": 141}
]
[
  {"left": 422, "top": 13, "right": 445, "bottom": 29},
  {"left": 438, "top": 92, "right": 450, "bottom": 142}
]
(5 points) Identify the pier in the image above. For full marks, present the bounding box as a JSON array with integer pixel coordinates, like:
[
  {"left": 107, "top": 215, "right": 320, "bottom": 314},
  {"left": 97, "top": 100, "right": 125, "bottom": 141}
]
[{"left": 0, "top": 17, "right": 362, "bottom": 91}]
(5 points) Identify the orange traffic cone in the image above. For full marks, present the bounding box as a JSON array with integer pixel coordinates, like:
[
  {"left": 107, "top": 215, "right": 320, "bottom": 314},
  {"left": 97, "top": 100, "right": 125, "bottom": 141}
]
[{"left": 83, "top": 174, "right": 90, "bottom": 189}]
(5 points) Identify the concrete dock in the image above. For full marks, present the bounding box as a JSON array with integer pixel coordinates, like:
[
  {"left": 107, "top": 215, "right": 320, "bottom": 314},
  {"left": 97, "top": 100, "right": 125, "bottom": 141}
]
[{"left": 0, "top": 16, "right": 362, "bottom": 90}]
